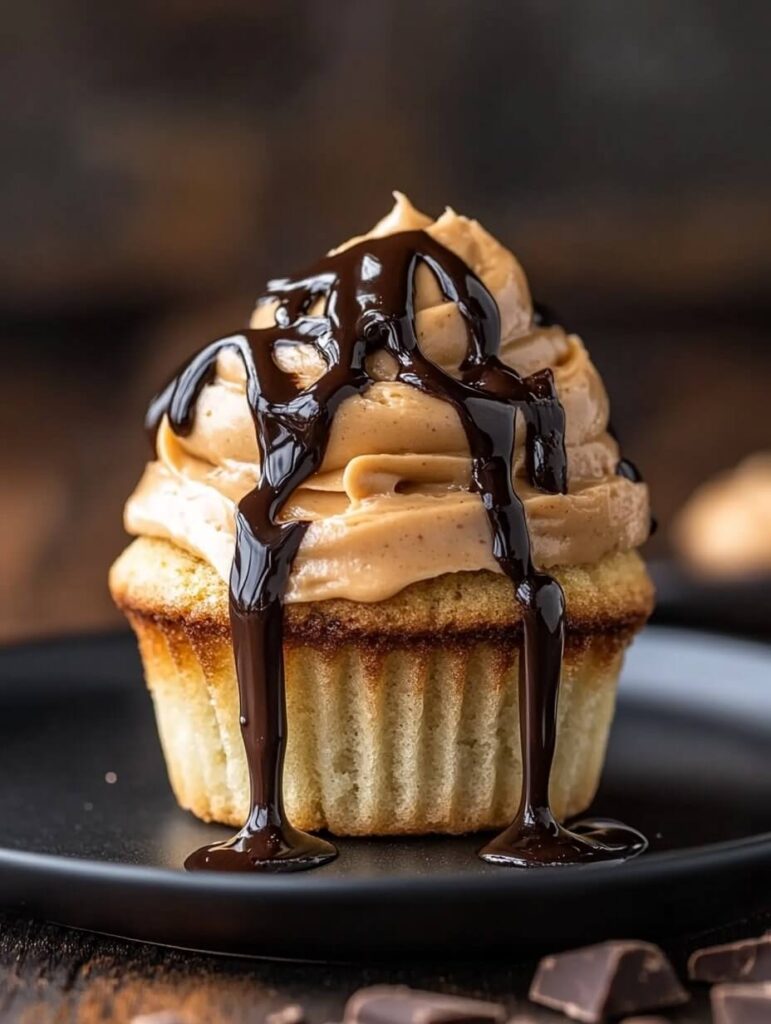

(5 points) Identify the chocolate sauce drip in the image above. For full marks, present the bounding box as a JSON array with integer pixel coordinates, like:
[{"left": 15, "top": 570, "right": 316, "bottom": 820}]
[
  {"left": 147, "top": 230, "right": 646, "bottom": 871},
  {"left": 535, "top": 306, "right": 654, "bottom": 525},
  {"left": 607, "top": 421, "right": 657, "bottom": 537}
]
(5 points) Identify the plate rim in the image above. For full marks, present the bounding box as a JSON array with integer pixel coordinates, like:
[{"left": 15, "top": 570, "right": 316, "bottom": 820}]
[{"left": 1, "top": 827, "right": 771, "bottom": 900}]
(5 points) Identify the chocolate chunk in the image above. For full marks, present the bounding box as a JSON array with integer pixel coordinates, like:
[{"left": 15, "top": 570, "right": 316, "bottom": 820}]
[
  {"left": 688, "top": 934, "right": 771, "bottom": 983},
  {"left": 344, "top": 986, "right": 506, "bottom": 1024},
  {"left": 266, "top": 1006, "right": 305, "bottom": 1024},
  {"left": 529, "top": 941, "right": 689, "bottom": 1023},
  {"left": 711, "top": 982, "right": 771, "bottom": 1024},
  {"left": 619, "top": 1018, "right": 671, "bottom": 1023}
]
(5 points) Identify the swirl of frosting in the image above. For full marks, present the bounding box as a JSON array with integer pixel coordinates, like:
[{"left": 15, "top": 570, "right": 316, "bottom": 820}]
[{"left": 125, "top": 194, "right": 650, "bottom": 603}]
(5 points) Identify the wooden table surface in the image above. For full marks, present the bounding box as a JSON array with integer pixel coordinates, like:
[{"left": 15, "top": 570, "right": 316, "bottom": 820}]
[{"left": 2, "top": 908, "right": 771, "bottom": 1024}]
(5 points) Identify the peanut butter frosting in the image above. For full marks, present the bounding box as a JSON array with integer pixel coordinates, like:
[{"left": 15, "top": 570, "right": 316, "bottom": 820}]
[{"left": 125, "top": 193, "right": 650, "bottom": 603}]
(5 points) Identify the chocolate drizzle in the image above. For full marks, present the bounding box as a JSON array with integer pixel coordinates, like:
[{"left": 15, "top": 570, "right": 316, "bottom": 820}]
[
  {"left": 607, "top": 421, "right": 657, "bottom": 536},
  {"left": 147, "top": 229, "right": 646, "bottom": 871}
]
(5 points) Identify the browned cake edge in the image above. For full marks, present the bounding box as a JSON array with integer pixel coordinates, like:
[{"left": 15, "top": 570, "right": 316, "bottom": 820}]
[{"left": 109, "top": 536, "right": 654, "bottom": 650}]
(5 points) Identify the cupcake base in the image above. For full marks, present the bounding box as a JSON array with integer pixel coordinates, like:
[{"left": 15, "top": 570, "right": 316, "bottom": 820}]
[{"left": 110, "top": 538, "right": 653, "bottom": 836}]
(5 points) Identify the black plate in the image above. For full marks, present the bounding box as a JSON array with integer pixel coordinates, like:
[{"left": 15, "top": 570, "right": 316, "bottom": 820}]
[
  {"left": 651, "top": 559, "right": 771, "bottom": 639},
  {"left": 0, "top": 627, "right": 770, "bottom": 960}
]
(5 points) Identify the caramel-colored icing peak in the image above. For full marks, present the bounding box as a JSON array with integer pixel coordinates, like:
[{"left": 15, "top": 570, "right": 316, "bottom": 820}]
[{"left": 125, "top": 194, "right": 649, "bottom": 603}]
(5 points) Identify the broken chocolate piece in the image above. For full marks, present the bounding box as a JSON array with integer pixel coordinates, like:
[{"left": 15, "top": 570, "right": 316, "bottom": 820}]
[
  {"left": 344, "top": 986, "right": 506, "bottom": 1024},
  {"left": 529, "top": 941, "right": 689, "bottom": 1023},
  {"left": 711, "top": 982, "right": 771, "bottom": 1024},
  {"left": 619, "top": 1018, "right": 671, "bottom": 1023},
  {"left": 689, "top": 934, "right": 771, "bottom": 983}
]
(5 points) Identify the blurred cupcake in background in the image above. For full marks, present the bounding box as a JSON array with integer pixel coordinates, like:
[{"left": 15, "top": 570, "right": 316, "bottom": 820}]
[{"left": 673, "top": 454, "right": 771, "bottom": 579}]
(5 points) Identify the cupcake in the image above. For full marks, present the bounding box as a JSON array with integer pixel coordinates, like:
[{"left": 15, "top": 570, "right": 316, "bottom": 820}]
[
  {"left": 110, "top": 193, "right": 652, "bottom": 847},
  {"left": 674, "top": 453, "right": 771, "bottom": 579}
]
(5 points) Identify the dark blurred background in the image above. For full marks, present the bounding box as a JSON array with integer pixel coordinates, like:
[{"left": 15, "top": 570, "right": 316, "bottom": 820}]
[{"left": 2, "top": 0, "right": 771, "bottom": 640}]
